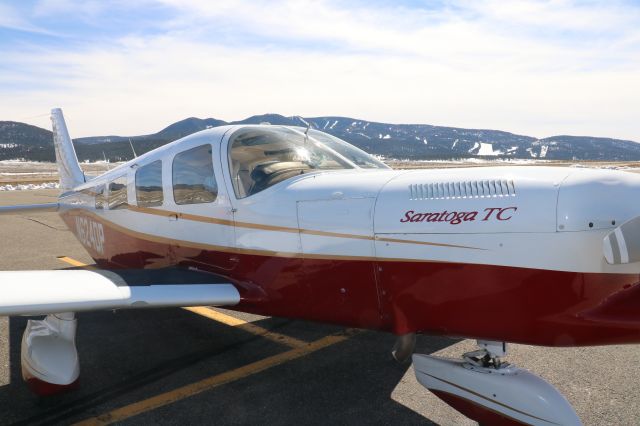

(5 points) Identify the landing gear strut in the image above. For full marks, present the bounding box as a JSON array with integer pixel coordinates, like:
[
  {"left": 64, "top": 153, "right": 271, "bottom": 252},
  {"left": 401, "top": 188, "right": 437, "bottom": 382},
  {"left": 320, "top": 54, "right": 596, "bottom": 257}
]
[
  {"left": 463, "top": 340, "right": 507, "bottom": 369},
  {"left": 412, "top": 340, "right": 582, "bottom": 425},
  {"left": 391, "top": 333, "right": 415, "bottom": 363}
]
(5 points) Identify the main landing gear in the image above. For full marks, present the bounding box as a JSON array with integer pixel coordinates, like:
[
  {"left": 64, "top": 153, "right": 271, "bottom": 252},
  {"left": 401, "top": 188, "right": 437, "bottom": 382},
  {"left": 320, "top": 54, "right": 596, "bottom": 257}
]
[
  {"left": 21, "top": 312, "right": 80, "bottom": 396},
  {"left": 409, "top": 339, "right": 582, "bottom": 425}
]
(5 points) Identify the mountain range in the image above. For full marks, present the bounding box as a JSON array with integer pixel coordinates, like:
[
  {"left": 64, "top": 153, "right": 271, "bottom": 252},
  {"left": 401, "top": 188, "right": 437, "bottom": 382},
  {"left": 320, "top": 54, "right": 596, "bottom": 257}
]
[{"left": 1, "top": 114, "right": 639, "bottom": 162}]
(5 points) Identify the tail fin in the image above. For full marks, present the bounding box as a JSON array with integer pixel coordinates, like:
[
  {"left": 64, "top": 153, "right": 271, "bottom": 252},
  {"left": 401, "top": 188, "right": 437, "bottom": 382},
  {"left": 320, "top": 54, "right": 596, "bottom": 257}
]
[{"left": 51, "top": 108, "right": 85, "bottom": 191}]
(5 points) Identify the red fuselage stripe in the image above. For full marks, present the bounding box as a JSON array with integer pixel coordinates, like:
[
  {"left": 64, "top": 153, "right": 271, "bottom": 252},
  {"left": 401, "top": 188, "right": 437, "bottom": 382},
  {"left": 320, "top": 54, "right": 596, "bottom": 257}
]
[{"left": 60, "top": 209, "right": 640, "bottom": 347}]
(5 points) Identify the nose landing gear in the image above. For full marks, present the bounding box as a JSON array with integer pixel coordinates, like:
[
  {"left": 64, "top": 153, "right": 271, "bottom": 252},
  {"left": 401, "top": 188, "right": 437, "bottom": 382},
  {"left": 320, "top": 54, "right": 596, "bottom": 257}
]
[{"left": 412, "top": 340, "right": 582, "bottom": 425}]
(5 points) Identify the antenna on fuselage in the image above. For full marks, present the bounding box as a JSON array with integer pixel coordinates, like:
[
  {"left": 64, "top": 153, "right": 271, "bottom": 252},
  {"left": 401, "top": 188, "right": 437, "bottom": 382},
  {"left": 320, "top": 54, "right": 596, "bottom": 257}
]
[{"left": 128, "top": 138, "right": 138, "bottom": 159}]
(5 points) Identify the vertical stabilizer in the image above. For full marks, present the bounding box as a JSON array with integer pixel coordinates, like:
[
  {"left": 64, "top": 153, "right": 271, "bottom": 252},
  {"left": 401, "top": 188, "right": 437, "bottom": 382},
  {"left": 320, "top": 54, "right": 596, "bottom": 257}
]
[{"left": 51, "top": 108, "right": 85, "bottom": 190}]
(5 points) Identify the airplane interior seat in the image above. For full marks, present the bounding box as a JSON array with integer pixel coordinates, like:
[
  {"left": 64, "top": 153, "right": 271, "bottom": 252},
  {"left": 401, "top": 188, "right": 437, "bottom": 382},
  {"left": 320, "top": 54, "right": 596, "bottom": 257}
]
[
  {"left": 249, "top": 161, "right": 309, "bottom": 195},
  {"left": 237, "top": 169, "right": 252, "bottom": 198}
]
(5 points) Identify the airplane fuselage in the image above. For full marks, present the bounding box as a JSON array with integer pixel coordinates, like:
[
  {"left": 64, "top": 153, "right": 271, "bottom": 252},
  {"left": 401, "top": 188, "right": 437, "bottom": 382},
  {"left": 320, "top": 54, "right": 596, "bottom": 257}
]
[{"left": 58, "top": 125, "right": 640, "bottom": 347}]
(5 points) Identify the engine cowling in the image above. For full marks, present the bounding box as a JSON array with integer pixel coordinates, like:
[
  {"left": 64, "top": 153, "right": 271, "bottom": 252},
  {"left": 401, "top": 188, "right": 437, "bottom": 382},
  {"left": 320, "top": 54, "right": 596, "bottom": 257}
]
[{"left": 374, "top": 166, "right": 566, "bottom": 235}]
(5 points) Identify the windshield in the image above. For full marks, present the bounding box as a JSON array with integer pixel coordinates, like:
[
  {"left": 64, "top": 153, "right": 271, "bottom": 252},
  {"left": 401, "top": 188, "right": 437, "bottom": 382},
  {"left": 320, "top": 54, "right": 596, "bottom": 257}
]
[
  {"left": 303, "top": 128, "right": 389, "bottom": 169},
  {"left": 229, "top": 126, "right": 380, "bottom": 198}
]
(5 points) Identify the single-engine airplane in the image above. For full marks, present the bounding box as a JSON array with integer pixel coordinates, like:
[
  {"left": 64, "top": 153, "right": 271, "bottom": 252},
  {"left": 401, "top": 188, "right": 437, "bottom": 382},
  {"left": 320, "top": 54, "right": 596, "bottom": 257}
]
[{"left": 1, "top": 108, "right": 639, "bottom": 425}]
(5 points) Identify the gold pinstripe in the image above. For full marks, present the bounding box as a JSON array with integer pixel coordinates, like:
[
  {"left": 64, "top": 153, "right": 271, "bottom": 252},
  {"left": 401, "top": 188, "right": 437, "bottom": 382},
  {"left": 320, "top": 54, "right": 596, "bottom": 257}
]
[
  {"left": 128, "top": 205, "right": 484, "bottom": 250},
  {"left": 62, "top": 207, "right": 483, "bottom": 262}
]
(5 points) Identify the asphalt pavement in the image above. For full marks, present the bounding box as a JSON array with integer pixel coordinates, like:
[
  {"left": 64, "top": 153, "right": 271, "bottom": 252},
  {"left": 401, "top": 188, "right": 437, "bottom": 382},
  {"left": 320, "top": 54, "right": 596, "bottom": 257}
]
[{"left": 0, "top": 190, "right": 638, "bottom": 425}]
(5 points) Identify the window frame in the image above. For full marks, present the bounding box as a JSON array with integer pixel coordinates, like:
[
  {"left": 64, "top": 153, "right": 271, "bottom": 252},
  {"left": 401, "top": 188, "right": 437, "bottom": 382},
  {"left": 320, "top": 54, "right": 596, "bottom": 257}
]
[{"left": 94, "top": 184, "right": 106, "bottom": 210}]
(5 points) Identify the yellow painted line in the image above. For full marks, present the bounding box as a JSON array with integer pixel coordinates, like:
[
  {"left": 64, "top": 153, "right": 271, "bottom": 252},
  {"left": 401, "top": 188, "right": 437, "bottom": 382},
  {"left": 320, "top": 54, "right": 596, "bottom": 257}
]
[
  {"left": 183, "top": 306, "right": 308, "bottom": 349},
  {"left": 57, "top": 256, "right": 307, "bottom": 348},
  {"left": 73, "top": 331, "right": 353, "bottom": 426},
  {"left": 57, "top": 256, "right": 95, "bottom": 268},
  {"left": 183, "top": 306, "right": 246, "bottom": 326}
]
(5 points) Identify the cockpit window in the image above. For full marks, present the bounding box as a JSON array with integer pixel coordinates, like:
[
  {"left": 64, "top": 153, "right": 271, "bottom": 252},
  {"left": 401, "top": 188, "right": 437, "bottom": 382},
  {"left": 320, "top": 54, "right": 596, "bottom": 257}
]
[{"left": 229, "top": 127, "right": 355, "bottom": 198}]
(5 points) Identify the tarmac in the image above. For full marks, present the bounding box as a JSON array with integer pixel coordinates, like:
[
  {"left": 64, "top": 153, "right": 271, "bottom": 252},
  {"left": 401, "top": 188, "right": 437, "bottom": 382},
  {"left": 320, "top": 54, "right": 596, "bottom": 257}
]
[{"left": 0, "top": 190, "right": 638, "bottom": 425}]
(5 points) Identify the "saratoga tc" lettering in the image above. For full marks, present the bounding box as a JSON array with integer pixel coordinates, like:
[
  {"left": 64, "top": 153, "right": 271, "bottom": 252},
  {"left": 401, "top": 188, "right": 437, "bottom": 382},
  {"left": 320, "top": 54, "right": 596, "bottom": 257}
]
[{"left": 400, "top": 207, "right": 517, "bottom": 225}]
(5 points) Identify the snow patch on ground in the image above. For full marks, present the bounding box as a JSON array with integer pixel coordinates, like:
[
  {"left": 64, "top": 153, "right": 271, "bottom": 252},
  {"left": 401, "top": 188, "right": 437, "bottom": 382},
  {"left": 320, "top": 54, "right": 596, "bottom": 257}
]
[
  {"left": 394, "top": 158, "right": 553, "bottom": 165},
  {"left": 0, "top": 182, "right": 59, "bottom": 191},
  {"left": 423, "top": 138, "right": 428, "bottom": 145},
  {"left": 477, "top": 142, "right": 502, "bottom": 156},
  {"left": 329, "top": 120, "right": 338, "bottom": 130},
  {"left": 0, "top": 172, "right": 56, "bottom": 176},
  {"left": 356, "top": 133, "right": 371, "bottom": 139},
  {"left": 451, "top": 139, "right": 458, "bottom": 149},
  {"left": 540, "top": 145, "right": 549, "bottom": 158},
  {"left": 0, "top": 160, "right": 49, "bottom": 165},
  {"left": 382, "top": 134, "right": 391, "bottom": 140},
  {"left": 570, "top": 164, "right": 636, "bottom": 170},
  {"left": 468, "top": 142, "right": 480, "bottom": 153}
]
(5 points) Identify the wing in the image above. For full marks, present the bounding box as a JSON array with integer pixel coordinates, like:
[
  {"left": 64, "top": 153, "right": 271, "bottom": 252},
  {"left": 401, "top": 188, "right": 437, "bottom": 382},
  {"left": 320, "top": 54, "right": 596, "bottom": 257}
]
[
  {"left": 0, "top": 267, "right": 240, "bottom": 316},
  {"left": 0, "top": 204, "right": 240, "bottom": 315}
]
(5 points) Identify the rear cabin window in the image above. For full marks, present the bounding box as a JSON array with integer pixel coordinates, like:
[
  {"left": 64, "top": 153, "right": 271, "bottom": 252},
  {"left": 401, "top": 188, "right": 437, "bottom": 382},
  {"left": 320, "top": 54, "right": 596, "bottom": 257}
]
[
  {"left": 94, "top": 185, "right": 106, "bottom": 210},
  {"left": 136, "top": 160, "right": 164, "bottom": 207},
  {"left": 172, "top": 144, "right": 217, "bottom": 205},
  {"left": 108, "top": 175, "right": 128, "bottom": 210}
]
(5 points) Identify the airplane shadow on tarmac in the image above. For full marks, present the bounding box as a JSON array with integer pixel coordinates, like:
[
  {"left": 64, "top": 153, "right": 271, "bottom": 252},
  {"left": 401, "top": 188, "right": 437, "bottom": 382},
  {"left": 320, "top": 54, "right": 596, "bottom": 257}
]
[{"left": 0, "top": 309, "right": 460, "bottom": 426}]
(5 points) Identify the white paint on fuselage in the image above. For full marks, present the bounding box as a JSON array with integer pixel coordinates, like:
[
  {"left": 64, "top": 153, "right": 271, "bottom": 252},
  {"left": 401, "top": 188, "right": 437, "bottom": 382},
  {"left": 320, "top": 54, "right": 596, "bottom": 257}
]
[{"left": 59, "top": 125, "right": 640, "bottom": 276}]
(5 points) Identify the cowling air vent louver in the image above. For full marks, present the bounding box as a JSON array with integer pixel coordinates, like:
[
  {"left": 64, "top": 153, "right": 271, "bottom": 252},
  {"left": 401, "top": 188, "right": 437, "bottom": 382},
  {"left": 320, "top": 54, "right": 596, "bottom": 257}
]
[{"left": 409, "top": 180, "right": 516, "bottom": 200}]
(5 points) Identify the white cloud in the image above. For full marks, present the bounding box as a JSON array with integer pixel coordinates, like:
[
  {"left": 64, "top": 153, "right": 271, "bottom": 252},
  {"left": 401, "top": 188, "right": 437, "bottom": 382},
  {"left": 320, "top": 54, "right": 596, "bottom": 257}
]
[
  {"left": 0, "top": 3, "right": 52, "bottom": 34},
  {"left": 2, "top": 0, "right": 640, "bottom": 141}
]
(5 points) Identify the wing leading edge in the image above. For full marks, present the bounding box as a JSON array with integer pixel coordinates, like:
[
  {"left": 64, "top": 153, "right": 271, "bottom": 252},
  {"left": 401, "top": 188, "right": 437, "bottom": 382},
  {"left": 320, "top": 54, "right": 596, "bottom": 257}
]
[{"left": 0, "top": 268, "right": 240, "bottom": 316}]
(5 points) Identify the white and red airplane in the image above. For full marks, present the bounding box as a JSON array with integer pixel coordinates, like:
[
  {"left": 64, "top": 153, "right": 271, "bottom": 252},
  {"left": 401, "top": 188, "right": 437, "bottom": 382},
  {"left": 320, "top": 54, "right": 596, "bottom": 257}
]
[{"left": 1, "top": 108, "right": 639, "bottom": 425}]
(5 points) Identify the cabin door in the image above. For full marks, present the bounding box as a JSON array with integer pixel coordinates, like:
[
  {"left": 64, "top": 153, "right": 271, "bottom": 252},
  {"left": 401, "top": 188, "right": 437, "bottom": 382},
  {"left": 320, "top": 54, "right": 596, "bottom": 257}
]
[{"left": 166, "top": 141, "right": 236, "bottom": 273}]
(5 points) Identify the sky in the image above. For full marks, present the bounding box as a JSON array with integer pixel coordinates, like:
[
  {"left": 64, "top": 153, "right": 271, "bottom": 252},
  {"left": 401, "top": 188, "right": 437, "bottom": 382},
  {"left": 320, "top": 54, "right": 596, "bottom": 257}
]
[{"left": 0, "top": 0, "right": 639, "bottom": 140}]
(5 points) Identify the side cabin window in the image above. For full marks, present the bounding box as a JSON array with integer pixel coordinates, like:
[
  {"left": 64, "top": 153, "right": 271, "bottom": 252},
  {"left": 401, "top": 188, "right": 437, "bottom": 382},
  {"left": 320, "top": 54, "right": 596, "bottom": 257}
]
[
  {"left": 80, "top": 186, "right": 104, "bottom": 209},
  {"left": 172, "top": 144, "right": 217, "bottom": 205},
  {"left": 136, "top": 160, "right": 164, "bottom": 207},
  {"left": 94, "top": 185, "right": 106, "bottom": 210},
  {"left": 108, "top": 175, "right": 128, "bottom": 210}
]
